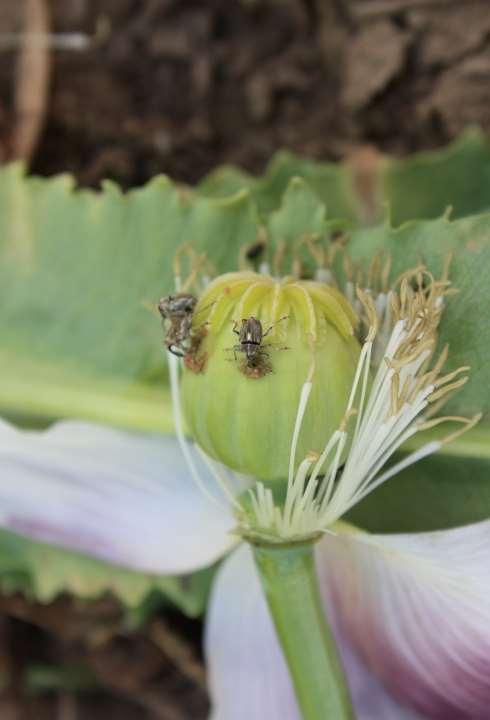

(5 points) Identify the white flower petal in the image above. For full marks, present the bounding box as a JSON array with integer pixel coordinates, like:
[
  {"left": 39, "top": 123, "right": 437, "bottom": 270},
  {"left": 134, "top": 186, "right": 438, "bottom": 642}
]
[
  {"left": 0, "top": 419, "right": 238, "bottom": 574},
  {"left": 206, "top": 543, "right": 423, "bottom": 720},
  {"left": 319, "top": 521, "right": 490, "bottom": 719}
]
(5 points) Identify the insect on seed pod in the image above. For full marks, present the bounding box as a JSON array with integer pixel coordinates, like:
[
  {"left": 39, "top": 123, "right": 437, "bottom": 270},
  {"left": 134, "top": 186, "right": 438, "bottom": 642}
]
[
  {"left": 180, "top": 271, "right": 362, "bottom": 482},
  {"left": 158, "top": 293, "right": 198, "bottom": 357}
]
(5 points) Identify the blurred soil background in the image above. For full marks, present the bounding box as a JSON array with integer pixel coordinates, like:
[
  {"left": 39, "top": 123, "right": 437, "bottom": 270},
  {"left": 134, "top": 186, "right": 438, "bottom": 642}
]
[
  {"left": 2, "top": 0, "right": 490, "bottom": 185},
  {"left": 1, "top": 0, "right": 490, "bottom": 717}
]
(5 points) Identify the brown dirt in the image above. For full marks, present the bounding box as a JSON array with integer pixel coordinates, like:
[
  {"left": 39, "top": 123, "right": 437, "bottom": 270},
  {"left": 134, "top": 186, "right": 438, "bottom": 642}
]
[
  {"left": 2, "top": 0, "right": 490, "bottom": 186},
  {"left": 1, "top": 0, "right": 490, "bottom": 716},
  {"left": 0, "top": 592, "right": 208, "bottom": 719}
]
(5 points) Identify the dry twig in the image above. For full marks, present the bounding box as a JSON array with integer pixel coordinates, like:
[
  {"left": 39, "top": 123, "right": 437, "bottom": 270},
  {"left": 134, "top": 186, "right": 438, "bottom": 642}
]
[{"left": 11, "top": 0, "right": 51, "bottom": 164}]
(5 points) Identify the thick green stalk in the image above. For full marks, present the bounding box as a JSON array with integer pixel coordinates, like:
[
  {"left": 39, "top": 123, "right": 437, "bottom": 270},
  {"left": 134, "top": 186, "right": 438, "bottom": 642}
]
[{"left": 252, "top": 541, "right": 354, "bottom": 720}]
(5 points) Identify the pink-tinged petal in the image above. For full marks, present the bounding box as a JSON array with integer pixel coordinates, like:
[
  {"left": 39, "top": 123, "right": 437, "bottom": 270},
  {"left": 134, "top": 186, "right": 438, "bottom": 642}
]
[
  {"left": 0, "top": 419, "right": 238, "bottom": 574},
  {"left": 318, "top": 521, "right": 490, "bottom": 720},
  {"left": 206, "top": 543, "right": 423, "bottom": 720},
  {"left": 206, "top": 544, "right": 298, "bottom": 720}
]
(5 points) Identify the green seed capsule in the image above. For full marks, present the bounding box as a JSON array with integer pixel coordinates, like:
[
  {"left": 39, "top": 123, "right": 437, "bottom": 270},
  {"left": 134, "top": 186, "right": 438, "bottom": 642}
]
[{"left": 181, "top": 272, "right": 361, "bottom": 481}]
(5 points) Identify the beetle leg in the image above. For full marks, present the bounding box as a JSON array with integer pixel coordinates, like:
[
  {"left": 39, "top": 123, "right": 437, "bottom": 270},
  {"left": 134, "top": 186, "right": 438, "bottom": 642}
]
[
  {"left": 262, "top": 315, "right": 289, "bottom": 337},
  {"left": 263, "top": 341, "right": 289, "bottom": 352},
  {"left": 167, "top": 343, "right": 186, "bottom": 357},
  {"left": 194, "top": 299, "right": 216, "bottom": 317}
]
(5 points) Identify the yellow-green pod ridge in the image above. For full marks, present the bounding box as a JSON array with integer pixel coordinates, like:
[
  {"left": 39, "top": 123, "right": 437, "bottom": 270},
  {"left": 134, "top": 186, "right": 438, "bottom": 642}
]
[{"left": 181, "top": 272, "right": 361, "bottom": 481}]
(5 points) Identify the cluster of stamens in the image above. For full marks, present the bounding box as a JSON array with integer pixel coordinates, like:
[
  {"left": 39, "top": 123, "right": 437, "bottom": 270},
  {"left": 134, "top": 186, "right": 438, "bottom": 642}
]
[
  {"left": 162, "top": 239, "right": 479, "bottom": 544},
  {"left": 240, "top": 267, "right": 480, "bottom": 543}
]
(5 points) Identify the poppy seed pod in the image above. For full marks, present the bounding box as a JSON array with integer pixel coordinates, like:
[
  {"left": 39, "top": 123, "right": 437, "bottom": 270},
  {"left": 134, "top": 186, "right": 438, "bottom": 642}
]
[{"left": 180, "top": 272, "right": 361, "bottom": 481}]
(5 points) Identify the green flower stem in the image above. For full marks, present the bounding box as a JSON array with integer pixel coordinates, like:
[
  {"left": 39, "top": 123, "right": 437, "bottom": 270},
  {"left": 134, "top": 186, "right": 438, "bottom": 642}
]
[{"left": 252, "top": 540, "right": 354, "bottom": 720}]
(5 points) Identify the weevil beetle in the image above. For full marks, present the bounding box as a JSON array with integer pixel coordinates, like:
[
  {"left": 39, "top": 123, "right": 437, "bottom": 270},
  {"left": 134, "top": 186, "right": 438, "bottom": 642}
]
[
  {"left": 158, "top": 293, "right": 197, "bottom": 357},
  {"left": 231, "top": 316, "right": 288, "bottom": 376}
]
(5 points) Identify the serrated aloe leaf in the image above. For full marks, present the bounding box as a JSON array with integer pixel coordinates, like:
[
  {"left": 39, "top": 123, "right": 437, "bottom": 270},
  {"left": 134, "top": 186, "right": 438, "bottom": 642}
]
[
  {"left": 265, "top": 177, "right": 330, "bottom": 269},
  {"left": 196, "top": 164, "right": 257, "bottom": 200},
  {"left": 257, "top": 151, "right": 358, "bottom": 219},
  {"left": 267, "top": 177, "right": 328, "bottom": 239},
  {"left": 0, "top": 165, "right": 259, "bottom": 429},
  {"left": 262, "top": 177, "right": 353, "bottom": 276},
  {"left": 0, "top": 528, "right": 213, "bottom": 616},
  {"left": 200, "top": 150, "right": 359, "bottom": 220},
  {"left": 344, "top": 213, "right": 490, "bottom": 416},
  {"left": 384, "top": 128, "right": 490, "bottom": 225},
  {"left": 200, "top": 129, "right": 490, "bottom": 226},
  {"left": 0, "top": 362, "right": 174, "bottom": 433}
]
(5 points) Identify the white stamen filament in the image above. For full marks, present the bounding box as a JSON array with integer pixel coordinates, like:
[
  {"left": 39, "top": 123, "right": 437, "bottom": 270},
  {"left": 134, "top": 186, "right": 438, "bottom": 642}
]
[
  {"left": 167, "top": 257, "right": 476, "bottom": 544},
  {"left": 247, "top": 270, "right": 476, "bottom": 541},
  {"left": 195, "top": 445, "right": 243, "bottom": 511},
  {"left": 315, "top": 268, "right": 334, "bottom": 285},
  {"left": 287, "top": 367, "right": 315, "bottom": 489},
  {"left": 350, "top": 440, "right": 441, "bottom": 507},
  {"left": 168, "top": 353, "right": 223, "bottom": 508}
]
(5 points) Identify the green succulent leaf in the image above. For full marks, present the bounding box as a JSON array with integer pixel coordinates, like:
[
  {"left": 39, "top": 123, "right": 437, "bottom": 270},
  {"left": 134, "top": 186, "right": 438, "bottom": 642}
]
[
  {"left": 345, "top": 212, "right": 490, "bottom": 417},
  {"left": 199, "top": 150, "right": 358, "bottom": 221},
  {"left": 384, "top": 128, "right": 490, "bottom": 225},
  {"left": 0, "top": 528, "right": 214, "bottom": 616},
  {"left": 0, "top": 164, "right": 259, "bottom": 430},
  {"left": 200, "top": 128, "right": 490, "bottom": 226},
  {"left": 268, "top": 177, "right": 329, "bottom": 242}
]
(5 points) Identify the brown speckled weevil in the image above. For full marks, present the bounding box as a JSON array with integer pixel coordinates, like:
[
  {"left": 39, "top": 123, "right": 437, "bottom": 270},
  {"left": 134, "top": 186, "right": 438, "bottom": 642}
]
[
  {"left": 230, "top": 316, "right": 288, "bottom": 377},
  {"left": 158, "top": 293, "right": 197, "bottom": 357}
]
